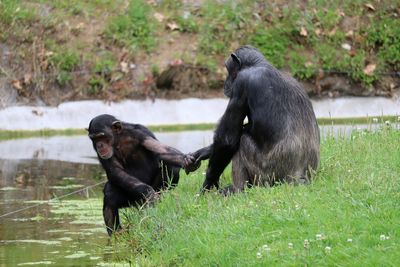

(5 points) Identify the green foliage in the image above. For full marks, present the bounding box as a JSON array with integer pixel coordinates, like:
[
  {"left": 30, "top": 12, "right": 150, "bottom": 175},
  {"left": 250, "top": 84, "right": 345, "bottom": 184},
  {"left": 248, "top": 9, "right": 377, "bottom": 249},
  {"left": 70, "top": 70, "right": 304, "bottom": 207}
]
[
  {"left": 0, "top": 0, "right": 35, "bottom": 26},
  {"left": 176, "top": 13, "right": 199, "bottom": 33},
  {"left": 288, "top": 48, "right": 316, "bottom": 80},
  {"left": 111, "top": 127, "right": 400, "bottom": 266},
  {"left": 345, "top": 50, "right": 379, "bottom": 85},
  {"left": 49, "top": 50, "right": 80, "bottom": 86},
  {"left": 150, "top": 64, "right": 160, "bottom": 77},
  {"left": 93, "top": 58, "right": 114, "bottom": 75},
  {"left": 367, "top": 18, "right": 400, "bottom": 70},
  {"left": 158, "top": 0, "right": 183, "bottom": 10},
  {"left": 199, "top": 0, "right": 250, "bottom": 55},
  {"left": 50, "top": 50, "right": 80, "bottom": 72},
  {"left": 1, "top": 0, "right": 400, "bottom": 94},
  {"left": 104, "top": 0, "right": 156, "bottom": 53},
  {"left": 87, "top": 76, "right": 106, "bottom": 95},
  {"left": 86, "top": 54, "right": 115, "bottom": 95},
  {"left": 251, "top": 28, "right": 290, "bottom": 69}
]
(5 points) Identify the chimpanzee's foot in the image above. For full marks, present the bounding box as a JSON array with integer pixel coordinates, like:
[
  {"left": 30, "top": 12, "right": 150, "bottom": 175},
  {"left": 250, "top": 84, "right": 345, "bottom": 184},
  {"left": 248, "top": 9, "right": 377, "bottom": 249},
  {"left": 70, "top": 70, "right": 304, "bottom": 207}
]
[{"left": 218, "top": 185, "right": 238, "bottom": 196}]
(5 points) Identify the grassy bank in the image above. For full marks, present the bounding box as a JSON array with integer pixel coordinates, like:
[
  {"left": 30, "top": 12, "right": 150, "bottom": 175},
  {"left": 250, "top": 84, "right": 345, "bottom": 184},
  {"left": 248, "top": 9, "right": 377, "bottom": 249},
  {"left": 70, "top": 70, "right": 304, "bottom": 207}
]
[
  {"left": 0, "top": 0, "right": 398, "bottom": 102},
  {"left": 110, "top": 126, "right": 399, "bottom": 266}
]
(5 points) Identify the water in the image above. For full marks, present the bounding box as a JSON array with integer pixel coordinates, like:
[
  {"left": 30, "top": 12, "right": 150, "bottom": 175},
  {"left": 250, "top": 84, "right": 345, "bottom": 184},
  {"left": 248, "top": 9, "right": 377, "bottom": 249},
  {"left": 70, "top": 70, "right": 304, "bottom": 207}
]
[
  {"left": 0, "top": 97, "right": 399, "bottom": 130},
  {"left": 0, "top": 130, "right": 214, "bottom": 266},
  {"left": 0, "top": 125, "right": 397, "bottom": 266}
]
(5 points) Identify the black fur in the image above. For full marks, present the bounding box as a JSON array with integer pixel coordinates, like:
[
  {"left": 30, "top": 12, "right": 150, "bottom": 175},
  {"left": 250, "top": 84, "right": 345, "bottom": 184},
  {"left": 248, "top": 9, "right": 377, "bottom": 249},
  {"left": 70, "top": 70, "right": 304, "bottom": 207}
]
[
  {"left": 88, "top": 114, "right": 191, "bottom": 235},
  {"left": 193, "top": 45, "right": 320, "bottom": 193}
]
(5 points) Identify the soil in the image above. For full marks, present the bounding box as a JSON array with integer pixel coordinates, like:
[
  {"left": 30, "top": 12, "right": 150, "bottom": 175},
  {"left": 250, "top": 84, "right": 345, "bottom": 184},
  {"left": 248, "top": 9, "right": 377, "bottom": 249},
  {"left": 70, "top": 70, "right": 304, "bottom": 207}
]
[{"left": 0, "top": 3, "right": 399, "bottom": 108}]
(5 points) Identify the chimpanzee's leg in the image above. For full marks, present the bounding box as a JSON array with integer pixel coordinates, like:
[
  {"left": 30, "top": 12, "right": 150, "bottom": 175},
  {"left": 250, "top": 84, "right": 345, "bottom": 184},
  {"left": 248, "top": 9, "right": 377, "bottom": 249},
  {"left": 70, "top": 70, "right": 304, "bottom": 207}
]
[
  {"left": 220, "top": 134, "right": 264, "bottom": 195},
  {"left": 103, "top": 182, "right": 131, "bottom": 236}
]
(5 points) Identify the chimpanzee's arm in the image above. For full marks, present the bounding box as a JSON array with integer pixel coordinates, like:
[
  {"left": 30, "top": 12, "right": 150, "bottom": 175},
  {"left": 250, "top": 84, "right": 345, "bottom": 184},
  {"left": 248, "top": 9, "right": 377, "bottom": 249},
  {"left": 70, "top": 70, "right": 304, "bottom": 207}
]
[
  {"left": 101, "top": 158, "right": 155, "bottom": 198},
  {"left": 191, "top": 145, "right": 213, "bottom": 163},
  {"left": 203, "top": 85, "right": 247, "bottom": 190},
  {"left": 142, "top": 137, "right": 195, "bottom": 168}
]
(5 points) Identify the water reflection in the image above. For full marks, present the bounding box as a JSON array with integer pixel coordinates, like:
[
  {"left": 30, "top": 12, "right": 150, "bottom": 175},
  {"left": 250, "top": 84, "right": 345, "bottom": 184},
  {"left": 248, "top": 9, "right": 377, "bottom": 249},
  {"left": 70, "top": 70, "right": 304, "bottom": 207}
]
[{"left": 0, "top": 125, "right": 393, "bottom": 165}]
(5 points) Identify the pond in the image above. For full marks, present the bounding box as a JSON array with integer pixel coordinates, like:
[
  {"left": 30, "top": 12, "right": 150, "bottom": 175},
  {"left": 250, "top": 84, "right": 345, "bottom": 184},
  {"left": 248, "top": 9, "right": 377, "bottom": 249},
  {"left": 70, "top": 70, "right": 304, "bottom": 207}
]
[{"left": 0, "top": 124, "right": 397, "bottom": 266}]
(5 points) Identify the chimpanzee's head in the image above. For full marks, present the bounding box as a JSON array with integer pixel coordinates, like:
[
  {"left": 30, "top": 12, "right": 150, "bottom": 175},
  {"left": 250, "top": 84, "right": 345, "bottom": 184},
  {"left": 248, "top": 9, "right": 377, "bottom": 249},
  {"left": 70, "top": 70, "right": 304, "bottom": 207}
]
[
  {"left": 87, "top": 114, "right": 122, "bottom": 160},
  {"left": 224, "top": 45, "right": 268, "bottom": 97}
]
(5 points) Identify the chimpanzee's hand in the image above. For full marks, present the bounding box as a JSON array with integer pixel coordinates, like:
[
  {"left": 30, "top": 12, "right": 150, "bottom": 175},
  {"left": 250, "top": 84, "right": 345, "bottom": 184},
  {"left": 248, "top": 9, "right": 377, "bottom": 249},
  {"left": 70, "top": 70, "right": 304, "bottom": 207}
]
[
  {"left": 192, "top": 149, "right": 210, "bottom": 165},
  {"left": 183, "top": 154, "right": 201, "bottom": 174},
  {"left": 137, "top": 184, "right": 158, "bottom": 205},
  {"left": 143, "top": 187, "right": 160, "bottom": 207}
]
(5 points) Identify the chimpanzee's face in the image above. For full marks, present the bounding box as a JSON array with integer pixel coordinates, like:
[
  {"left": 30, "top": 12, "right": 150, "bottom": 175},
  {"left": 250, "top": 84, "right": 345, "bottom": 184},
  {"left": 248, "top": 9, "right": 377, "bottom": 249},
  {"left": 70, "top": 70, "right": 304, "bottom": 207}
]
[
  {"left": 88, "top": 115, "right": 120, "bottom": 160},
  {"left": 90, "top": 133, "right": 114, "bottom": 160}
]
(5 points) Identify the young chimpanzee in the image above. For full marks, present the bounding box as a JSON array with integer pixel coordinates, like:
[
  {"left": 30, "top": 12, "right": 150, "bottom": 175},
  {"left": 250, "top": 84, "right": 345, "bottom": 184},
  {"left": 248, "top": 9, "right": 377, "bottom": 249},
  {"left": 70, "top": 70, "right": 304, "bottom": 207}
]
[
  {"left": 192, "top": 45, "right": 320, "bottom": 194},
  {"left": 88, "top": 114, "right": 197, "bottom": 235}
]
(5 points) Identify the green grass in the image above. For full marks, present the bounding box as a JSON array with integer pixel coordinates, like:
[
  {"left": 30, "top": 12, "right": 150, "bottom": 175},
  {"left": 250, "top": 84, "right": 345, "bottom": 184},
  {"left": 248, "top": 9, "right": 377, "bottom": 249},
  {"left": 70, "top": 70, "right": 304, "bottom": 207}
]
[
  {"left": 110, "top": 126, "right": 399, "bottom": 266},
  {"left": 1, "top": 0, "right": 399, "bottom": 94},
  {"left": 103, "top": 0, "right": 156, "bottom": 53}
]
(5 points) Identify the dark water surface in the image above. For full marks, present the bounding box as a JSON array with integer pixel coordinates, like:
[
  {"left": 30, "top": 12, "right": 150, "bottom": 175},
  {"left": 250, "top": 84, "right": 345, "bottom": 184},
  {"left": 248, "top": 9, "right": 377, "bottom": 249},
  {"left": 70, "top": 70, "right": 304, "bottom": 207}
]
[
  {"left": 0, "top": 131, "right": 214, "bottom": 266},
  {"left": 0, "top": 125, "right": 397, "bottom": 266}
]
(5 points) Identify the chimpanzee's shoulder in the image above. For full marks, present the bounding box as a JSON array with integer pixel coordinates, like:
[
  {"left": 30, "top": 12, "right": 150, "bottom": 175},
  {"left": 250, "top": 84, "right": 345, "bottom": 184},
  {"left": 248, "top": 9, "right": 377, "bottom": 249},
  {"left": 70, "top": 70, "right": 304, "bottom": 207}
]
[{"left": 130, "top": 123, "right": 157, "bottom": 139}]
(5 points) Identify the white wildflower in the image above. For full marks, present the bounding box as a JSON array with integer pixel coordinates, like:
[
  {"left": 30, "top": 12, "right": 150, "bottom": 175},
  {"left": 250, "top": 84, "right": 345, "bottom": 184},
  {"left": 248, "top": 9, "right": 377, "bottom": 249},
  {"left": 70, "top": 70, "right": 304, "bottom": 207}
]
[
  {"left": 256, "top": 252, "right": 262, "bottom": 259},
  {"left": 304, "top": 239, "right": 310, "bottom": 248},
  {"left": 262, "top": 244, "right": 270, "bottom": 251},
  {"left": 288, "top": 242, "right": 293, "bottom": 249},
  {"left": 325, "top": 246, "right": 332, "bottom": 253},
  {"left": 347, "top": 238, "right": 353, "bottom": 243}
]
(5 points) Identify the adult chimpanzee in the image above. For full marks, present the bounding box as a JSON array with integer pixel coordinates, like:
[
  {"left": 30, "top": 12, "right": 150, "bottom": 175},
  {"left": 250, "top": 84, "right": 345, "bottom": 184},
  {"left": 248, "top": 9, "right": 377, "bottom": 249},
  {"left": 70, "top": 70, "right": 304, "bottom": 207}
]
[
  {"left": 192, "top": 45, "right": 320, "bottom": 194},
  {"left": 88, "top": 114, "right": 197, "bottom": 235}
]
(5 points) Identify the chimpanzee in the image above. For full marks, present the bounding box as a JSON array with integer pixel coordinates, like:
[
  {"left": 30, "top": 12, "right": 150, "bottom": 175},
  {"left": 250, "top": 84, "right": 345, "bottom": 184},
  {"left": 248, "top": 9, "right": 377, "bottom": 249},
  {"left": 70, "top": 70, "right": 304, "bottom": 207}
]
[
  {"left": 191, "top": 45, "right": 320, "bottom": 194},
  {"left": 88, "top": 114, "right": 197, "bottom": 235}
]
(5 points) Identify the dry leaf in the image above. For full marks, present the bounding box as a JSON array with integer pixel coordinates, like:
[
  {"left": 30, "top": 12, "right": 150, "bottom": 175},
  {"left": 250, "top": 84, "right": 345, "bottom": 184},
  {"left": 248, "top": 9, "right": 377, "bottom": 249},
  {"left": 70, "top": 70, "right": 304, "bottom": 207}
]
[
  {"left": 328, "top": 28, "right": 337, "bottom": 36},
  {"left": 314, "top": 28, "right": 322, "bottom": 36},
  {"left": 345, "top": 30, "right": 354, "bottom": 38},
  {"left": 363, "top": 64, "right": 376, "bottom": 76},
  {"left": 154, "top": 12, "right": 164, "bottom": 22},
  {"left": 24, "top": 73, "right": 33, "bottom": 85},
  {"left": 11, "top": 79, "right": 22, "bottom": 90},
  {"left": 167, "top": 22, "right": 179, "bottom": 31},
  {"left": 120, "top": 61, "right": 129, "bottom": 73},
  {"left": 348, "top": 49, "right": 357, "bottom": 57},
  {"left": 305, "top": 61, "right": 313, "bottom": 67},
  {"left": 365, "top": 3, "right": 375, "bottom": 11},
  {"left": 300, "top": 27, "right": 308, "bottom": 37},
  {"left": 75, "top": 22, "right": 85, "bottom": 29}
]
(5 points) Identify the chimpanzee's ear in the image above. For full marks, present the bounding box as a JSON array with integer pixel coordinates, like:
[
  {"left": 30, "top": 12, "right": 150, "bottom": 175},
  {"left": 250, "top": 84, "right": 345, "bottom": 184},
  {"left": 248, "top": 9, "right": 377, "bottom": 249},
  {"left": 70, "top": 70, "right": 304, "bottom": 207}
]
[
  {"left": 111, "top": 121, "right": 122, "bottom": 134},
  {"left": 231, "top": 53, "right": 242, "bottom": 69}
]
